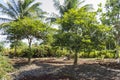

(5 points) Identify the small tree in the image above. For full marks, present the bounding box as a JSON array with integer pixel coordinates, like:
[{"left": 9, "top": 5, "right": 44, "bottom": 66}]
[
  {"left": 2, "top": 17, "right": 47, "bottom": 63},
  {"left": 14, "top": 17, "right": 47, "bottom": 63},
  {"left": 2, "top": 22, "right": 24, "bottom": 56}
]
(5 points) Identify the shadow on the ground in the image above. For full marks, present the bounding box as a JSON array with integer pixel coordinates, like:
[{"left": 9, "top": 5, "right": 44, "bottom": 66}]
[
  {"left": 13, "top": 61, "right": 120, "bottom": 80},
  {"left": 13, "top": 58, "right": 72, "bottom": 69}
]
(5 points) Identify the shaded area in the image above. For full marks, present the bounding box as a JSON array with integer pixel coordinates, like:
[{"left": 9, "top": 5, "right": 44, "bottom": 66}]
[
  {"left": 10, "top": 58, "right": 120, "bottom": 80},
  {"left": 100, "top": 62, "right": 120, "bottom": 69}
]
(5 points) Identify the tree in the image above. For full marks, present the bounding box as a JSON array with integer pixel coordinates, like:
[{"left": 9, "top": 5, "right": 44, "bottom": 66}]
[
  {"left": 0, "top": 0, "right": 43, "bottom": 56},
  {"left": 101, "top": 0, "right": 120, "bottom": 25},
  {"left": 54, "top": 8, "right": 109, "bottom": 65},
  {"left": 2, "top": 21, "right": 24, "bottom": 55},
  {"left": 49, "top": 0, "right": 92, "bottom": 22},
  {"left": 101, "top": 0, "right": 120, "bottom": 61},
  {"left": 53, "top": 0, "right": 79, "bottom": 17},
  {"left": 0, "top": 0, "right": 42, "bottom": 21},
  {"left": 8, "top": 17, "right": 47, "bottom": 63}
]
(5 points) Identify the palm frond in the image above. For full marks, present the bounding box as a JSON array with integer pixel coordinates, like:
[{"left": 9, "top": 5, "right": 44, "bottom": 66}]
[
  {"left": 6, "top": 1, "right": 19, "bottom": 18},
  {"left": 17, "top": 0, "right": 23, "bottom": 14},
  {"left": 11, "top": 0, "right": 20, "bottom": 13},
  {"left": 81, "top": 4, "right": 93, "bottom": 11},
  {"left": 22, "top": 0, "right": 35, "bottom": 9},
  {"left": 77, "top": 0, "right": 85, "bottom": 7},
  {"left": 59, "top": 6, "right": 66, "bottom": 15},
  {"left": 53, "top": 0, "right": 61, "bottom": 10},
  {"left": 0, "top": 10, "right": 17, "bottom": 19},
  {"left": 0, "top": 3, "right": 17, "bottom": 19},
  {"left": 0, "top": 17, "right": 14, "bottom": 22},
  {"left": 23, "top": 2, "right": 41, "bottom": 16},
  {"left": 36, "top": 9, "right": 47, "bottom": 18}
]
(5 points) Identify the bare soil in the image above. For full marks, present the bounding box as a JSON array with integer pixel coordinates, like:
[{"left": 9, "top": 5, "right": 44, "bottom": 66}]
[{"left": 9, "top": 58, "right": 120, "bottom": 80}]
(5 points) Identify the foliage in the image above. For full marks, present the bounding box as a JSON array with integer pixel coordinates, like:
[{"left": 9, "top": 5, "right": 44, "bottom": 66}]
[
  {"left": 8, "top": 44, "right": 68, "bottom": 58},
  {"left": 0, "top": 0, "right": 42, "bottom": 21},
  {"left": 0, "top": 42, "right": 5, "bottom": 52},
  {"left": 3, "top": 17, "right": 47, "bottom": 62},
  {"left": 54, "top": 7, "right": 110, "bottom": 64},
  {"left": 78, "top": 50, "right": 115, "bottom": 58},
  {"left": 100, "top": 0, "right": 120, "bottom": 59},
  {"left": 0, "top": 0, "right": 44, "bottom": 60},
  {"left": 0, "top": 54, "right": 13, "bottom": 80},
  {"left": 101, "top": 0, "right": 120, "bottom": 25},
  {"left": 43, "top": 27, "right": 57, "bottom": 45},
  {"left": 10, "top": 40, "right": 27, "bottom": 49}
]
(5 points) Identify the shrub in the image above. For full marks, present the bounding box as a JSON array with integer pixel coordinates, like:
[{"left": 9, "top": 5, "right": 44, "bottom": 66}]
[
  {"left": 78, "top": 50, "right": 115, "bottom": 58},
  {"left": 89, "top": 52, "right": 96, "bottom": 58},
  {"left": 21, "top": 48, "right": 34, "bottom": 58},
  {"left": 21, "top": 45, "right": 54, "bottom": 58},
  {"left": 55, "top": 49, "right": 67, "bottom": 57}
]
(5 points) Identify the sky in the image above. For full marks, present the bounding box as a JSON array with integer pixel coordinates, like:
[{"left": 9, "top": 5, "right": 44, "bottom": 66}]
[{"left": 0, "top": 0, "right": 106, "bottom": 47}]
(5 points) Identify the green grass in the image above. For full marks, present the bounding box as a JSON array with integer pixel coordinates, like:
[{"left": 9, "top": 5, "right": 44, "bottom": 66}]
[{"left": 0, "top": 54, "right": 13, "bottom": 80}]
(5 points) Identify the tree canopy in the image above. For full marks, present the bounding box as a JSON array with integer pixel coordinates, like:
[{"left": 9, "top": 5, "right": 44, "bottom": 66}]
[{"left": 54, "top": 8, "right": 110, "bottom": 64}]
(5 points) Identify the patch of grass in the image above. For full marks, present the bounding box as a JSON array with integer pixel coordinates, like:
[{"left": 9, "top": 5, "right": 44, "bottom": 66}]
[{"left": 0, "top": 54, "right": 13, "bottom": 80}]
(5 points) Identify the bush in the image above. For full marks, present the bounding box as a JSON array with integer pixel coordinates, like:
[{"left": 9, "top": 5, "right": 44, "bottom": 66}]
[
  {"left": 21, "top": 45, "right": 53, "bottom": 58},
  {"left": 8, "top": 49, "right": 23, "bottom": 57},
  {"left": 0, "top": 54, "right": 13, "bottom": 80},
  {"left": 78, "top": 50, "right": 115, "bottom": 58},
  {"left": 55, "top": 49, "right": 68, "bottom": 57},
  {"left": 20, "top": 45, "right": 69, "bottom": 58}
]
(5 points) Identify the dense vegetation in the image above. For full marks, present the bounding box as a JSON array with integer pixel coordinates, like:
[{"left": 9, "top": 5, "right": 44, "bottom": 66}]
[{"left": 0, "top": 0, "right": 120, "bottom": 66}]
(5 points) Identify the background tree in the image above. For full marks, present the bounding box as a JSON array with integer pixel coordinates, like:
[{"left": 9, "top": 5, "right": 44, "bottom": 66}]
[
  {"left": 100, "top": 0, "right": 120, "bottom": 61},
  {"left": 48, "top": 0, "right": 92, "bottom": 22},
  {"left": 53, "top": 0, "right": 79, "bottom": 17}
]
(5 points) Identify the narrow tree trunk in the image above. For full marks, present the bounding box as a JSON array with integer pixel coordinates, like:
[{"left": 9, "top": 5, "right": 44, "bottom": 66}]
[
  {"left": 28, "top": 38, "right": 32, "bottom": 64},
  {"left": 14, "top": 39, "right": 18, "bottom": 57},
  {"left": 74, "top": 51, "right": 78, "bottom": 65},
  {"left": 116, "top": 38, "right": 120, "bottom": 63},
  {"left": 14, "top": 44, "right": 17, "bottom": 56}
]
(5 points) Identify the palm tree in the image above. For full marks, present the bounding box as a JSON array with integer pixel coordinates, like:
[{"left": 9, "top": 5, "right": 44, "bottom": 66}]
[
  {"left": 48, "top": 0, "right": 92, "bottom": 22},
  {"left": 53, "top": 0, "right": 92, "bottom": 17},
  {"left": 0, "top": 0, "right": 42, "bottom": 22}
]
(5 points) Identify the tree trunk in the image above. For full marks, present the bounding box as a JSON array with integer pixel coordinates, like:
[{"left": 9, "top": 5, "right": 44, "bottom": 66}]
[
  {"left": 14, "top": 39, "right": 18, "bottom": 57},
  {"left": 28, "top": 38, "right": 32, "bottom": 64},
  {"left": 14, "top": 44, "right": 17, "bottom": 57},
  {"left": 74, "top": 51, "right": 78, "bottom": 65},
  {"left": 116, "top": 37, "right": 120, "bottom": 63}
]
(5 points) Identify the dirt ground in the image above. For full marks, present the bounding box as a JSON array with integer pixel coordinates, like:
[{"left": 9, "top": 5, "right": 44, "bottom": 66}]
[{"left": 9, "top": 58, "right": 120, "bottom": 80}]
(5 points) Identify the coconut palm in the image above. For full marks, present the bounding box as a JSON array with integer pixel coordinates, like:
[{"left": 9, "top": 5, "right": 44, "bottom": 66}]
[
  {"left": 0, "top": 0, "right": 42, "bottom": 22},
  {"left": 47, "top": 0, "right": 92, "bottom": 22},
  {"left": 53, "top": 0, "right": 92, "bottom": 17}
]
